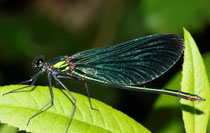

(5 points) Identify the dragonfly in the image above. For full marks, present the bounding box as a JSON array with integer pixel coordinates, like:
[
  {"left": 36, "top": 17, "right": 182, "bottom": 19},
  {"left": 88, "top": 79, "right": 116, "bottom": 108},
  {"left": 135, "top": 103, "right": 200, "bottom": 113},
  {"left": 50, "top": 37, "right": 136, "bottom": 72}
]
[{"left": 3, "top": 34, "right": 205, "bottom": 133}]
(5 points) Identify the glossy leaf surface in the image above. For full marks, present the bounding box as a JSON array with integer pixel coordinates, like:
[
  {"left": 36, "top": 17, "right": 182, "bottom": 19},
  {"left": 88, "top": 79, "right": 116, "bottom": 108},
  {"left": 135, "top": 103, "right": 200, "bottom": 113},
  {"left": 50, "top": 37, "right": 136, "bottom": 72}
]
[{"left": 0, "top": 85, "right": 150, "bottom": 133}]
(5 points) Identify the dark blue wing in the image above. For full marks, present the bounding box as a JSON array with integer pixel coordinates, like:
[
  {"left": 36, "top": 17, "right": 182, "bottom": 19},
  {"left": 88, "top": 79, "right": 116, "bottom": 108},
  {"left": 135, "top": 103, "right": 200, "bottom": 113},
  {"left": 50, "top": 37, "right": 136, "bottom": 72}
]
[{"left": 71, "top": 34, "right": 184, "bottom": 86}]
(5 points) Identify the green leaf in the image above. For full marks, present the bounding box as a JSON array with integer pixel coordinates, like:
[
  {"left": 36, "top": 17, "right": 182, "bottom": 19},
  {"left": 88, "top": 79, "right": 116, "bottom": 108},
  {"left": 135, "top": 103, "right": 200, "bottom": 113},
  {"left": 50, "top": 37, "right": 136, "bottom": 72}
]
[
  {"left": 145, "top": 52, "right": 210, "bottom": 133},
  {"left": 0, "top": 85, "right": 150, "bottom": 133},
  {"left": 181, "top": 28, "right": 210, "bottom": 133}
]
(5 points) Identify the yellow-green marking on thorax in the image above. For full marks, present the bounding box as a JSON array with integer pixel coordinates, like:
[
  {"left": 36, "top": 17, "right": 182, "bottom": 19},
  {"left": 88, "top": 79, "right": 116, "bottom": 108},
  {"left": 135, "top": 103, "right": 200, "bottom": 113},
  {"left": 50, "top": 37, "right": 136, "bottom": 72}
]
[
  {"left": 49, "top": 56, "right": 71, "bottom": 72},
  {"left": 53, "top": 61, "right": 66, "bottom": 68}
]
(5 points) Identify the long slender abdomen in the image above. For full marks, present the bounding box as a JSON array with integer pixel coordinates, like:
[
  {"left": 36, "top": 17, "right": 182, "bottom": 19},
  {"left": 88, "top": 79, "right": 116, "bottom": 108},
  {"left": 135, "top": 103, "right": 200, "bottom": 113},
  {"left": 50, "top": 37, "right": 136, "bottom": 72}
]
[
  {"left": 161, "top": 88, "right": 205, "bottom": 102},
  {"left": 123, "top": 86, "right": 205, "bottom": 102}
]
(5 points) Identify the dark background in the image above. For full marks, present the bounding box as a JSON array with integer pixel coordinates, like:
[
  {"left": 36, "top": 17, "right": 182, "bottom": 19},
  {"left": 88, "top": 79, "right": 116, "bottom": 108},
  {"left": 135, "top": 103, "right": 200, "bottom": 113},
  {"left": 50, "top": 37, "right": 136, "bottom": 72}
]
[{"left": 0, "top": 0, "right": 210, "bottom": 132}]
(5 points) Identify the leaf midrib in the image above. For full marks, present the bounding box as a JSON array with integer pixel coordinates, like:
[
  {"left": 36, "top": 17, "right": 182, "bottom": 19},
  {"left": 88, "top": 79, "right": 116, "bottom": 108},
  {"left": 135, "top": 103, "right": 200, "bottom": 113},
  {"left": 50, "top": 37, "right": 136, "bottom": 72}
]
[{"left": 186, "top": 34, "right": 196, "bottom": 132}]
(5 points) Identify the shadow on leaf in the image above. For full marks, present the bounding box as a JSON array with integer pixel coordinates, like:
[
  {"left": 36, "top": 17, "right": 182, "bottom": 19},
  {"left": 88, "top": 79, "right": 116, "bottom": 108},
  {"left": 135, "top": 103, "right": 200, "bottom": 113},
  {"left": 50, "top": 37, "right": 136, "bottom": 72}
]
[{"left": 181, "top": 104, "right": 204, "bottom": 115}]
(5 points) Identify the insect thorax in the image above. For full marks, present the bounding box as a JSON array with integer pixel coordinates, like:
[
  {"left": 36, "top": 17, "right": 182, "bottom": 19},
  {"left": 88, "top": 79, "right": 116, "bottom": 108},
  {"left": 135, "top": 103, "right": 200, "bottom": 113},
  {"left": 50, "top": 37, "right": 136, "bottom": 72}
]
[{"left": 49, "top": 56, "right": 75, "bottom": 73}]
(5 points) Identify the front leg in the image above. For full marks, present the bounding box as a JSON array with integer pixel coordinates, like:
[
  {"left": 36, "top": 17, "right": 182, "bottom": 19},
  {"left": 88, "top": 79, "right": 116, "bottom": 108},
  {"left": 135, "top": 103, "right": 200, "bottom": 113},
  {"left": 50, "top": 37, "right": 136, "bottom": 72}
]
[
  {"left": 26, "top": 72, "right": 54, "bottom": 125},
  {"left": 3, "top": 71, "right": 43, "bottom": 95}
]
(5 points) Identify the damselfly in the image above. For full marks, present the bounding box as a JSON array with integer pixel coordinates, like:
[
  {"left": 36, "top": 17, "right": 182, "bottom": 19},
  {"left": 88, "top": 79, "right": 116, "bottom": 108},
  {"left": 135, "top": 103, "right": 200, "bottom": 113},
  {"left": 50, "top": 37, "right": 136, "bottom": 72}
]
[{"left": 3, "top": 34, "right": 205, "bottom": 133}]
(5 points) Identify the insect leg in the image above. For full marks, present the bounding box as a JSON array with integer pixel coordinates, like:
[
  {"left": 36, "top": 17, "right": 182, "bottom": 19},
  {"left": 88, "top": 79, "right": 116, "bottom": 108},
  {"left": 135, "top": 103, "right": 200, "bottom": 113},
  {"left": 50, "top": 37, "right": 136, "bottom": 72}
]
[
  {"left": 3, "top": 71, "right": 43, "bottom": 96},
  {"left": 84, "top": 81, "right": 98, "bottom": 111},
  {"left": 53, "top": 74, "right": 76, "bottom": 133},
  {"left": 26, "top": 72, "right": 54, "bottom": 125},
  {"left": 56, "top": 75, "right": 98, "bottom": 111},
  {"left": 16, "top": 79, "right": 33, "bottom": 85},
  {"left": 17, "top": 70, "right": 43, "bottom": 85},
  {"left": 56, "top": 75, "right": 74, "bottom": 80}
]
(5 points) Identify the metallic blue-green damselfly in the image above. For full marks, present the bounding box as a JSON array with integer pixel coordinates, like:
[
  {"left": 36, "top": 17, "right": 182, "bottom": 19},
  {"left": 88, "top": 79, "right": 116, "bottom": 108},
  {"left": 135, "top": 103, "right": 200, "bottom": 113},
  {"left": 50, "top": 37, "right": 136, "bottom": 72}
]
[{"left": 3, "top": 34, "right": 205, "bottom": 133}]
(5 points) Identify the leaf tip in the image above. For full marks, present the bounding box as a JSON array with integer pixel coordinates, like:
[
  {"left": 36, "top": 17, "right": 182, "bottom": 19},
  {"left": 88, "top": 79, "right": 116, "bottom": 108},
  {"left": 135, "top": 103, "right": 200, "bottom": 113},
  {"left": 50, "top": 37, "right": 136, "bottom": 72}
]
[{"left": 183, "top": 27, "right": 190, "bottom": 36}]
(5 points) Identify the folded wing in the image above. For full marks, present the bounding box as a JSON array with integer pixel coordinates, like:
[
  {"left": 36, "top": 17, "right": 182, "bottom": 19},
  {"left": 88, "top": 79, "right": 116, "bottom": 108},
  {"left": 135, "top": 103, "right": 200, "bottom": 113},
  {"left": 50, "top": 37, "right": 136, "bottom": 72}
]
[{"left": 71, "top": 34, "right": 184, "bottom": 86}]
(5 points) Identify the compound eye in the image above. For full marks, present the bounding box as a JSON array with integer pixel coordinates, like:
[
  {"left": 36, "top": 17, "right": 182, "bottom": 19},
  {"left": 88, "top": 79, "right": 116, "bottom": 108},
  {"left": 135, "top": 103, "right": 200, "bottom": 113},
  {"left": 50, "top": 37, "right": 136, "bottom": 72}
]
[
  {"left": 33, "top": 57, "right": 45, "bottom": 69},
  {"left": 36, "top": 58, "right": 43, "bottom": 66}
]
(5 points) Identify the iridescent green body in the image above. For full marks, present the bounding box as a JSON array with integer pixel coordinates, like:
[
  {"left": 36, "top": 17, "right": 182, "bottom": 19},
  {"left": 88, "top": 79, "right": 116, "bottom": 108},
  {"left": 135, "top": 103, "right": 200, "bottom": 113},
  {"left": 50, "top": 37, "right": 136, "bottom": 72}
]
[
  {"left": 48, "top": 56, "right": 70, "bottom": 72},
  {"left": 46, "top": 34, "right": 204, "bottom": 102}
]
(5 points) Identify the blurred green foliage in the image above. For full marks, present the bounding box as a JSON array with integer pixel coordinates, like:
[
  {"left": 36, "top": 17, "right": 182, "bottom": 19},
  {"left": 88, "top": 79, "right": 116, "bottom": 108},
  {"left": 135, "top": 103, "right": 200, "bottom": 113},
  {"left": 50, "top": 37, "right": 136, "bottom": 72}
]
[
  {"left": 0, "top": 0, "right": 210, "bottom": 132},
  {"left": 139, "top": 0, "right": 210, "bottom": 33}
]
